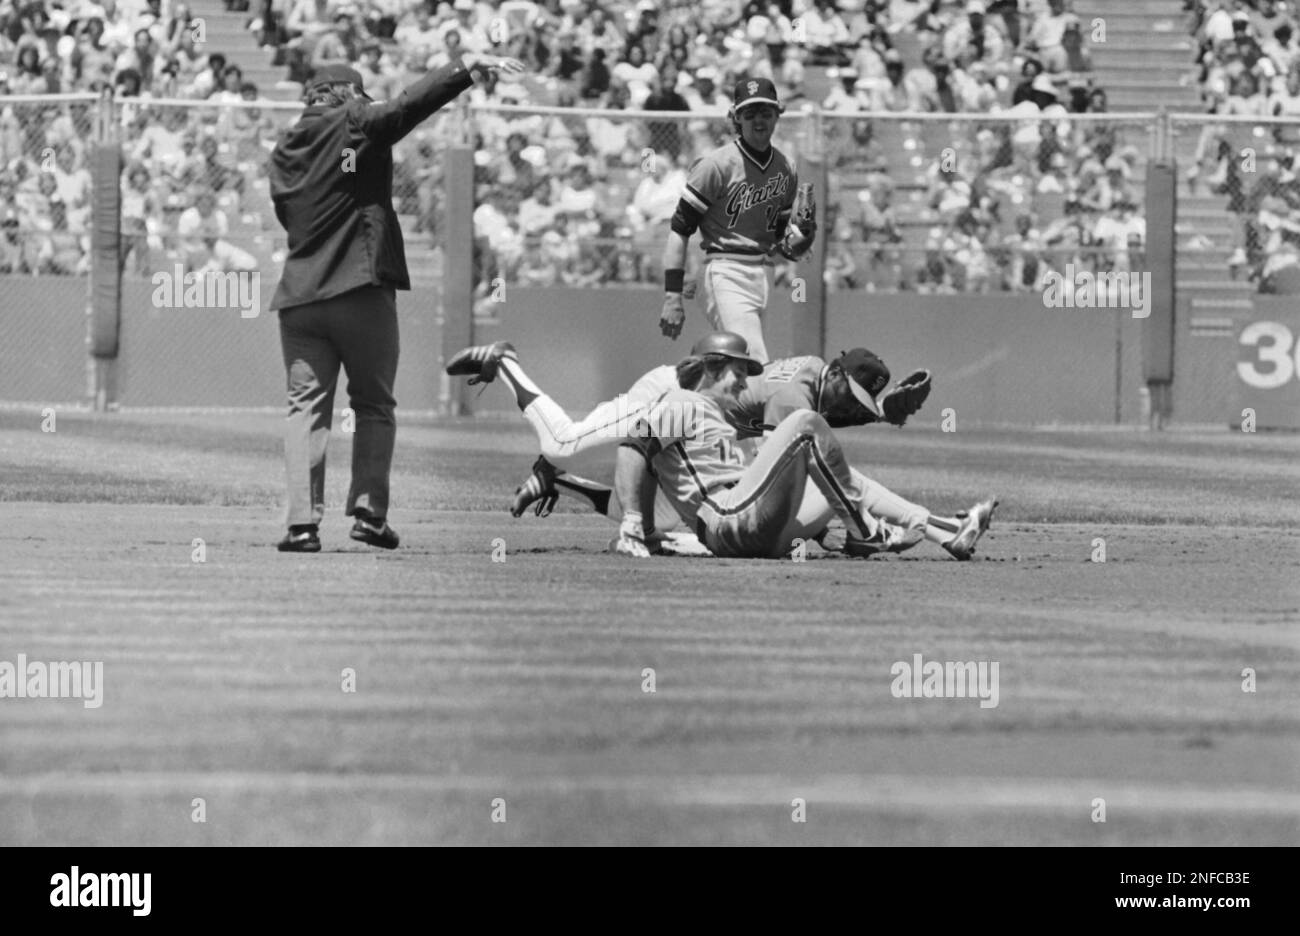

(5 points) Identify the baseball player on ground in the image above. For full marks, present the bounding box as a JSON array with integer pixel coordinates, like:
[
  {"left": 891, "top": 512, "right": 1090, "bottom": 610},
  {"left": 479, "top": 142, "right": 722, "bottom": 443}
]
[
  {"left": 480, "top": 339, "right": 962, "bottom": 558},
  {"left": 658, "top": 77, "right": 816, "bottom": 363},
  {"left": 446, "top": 336, "right": 996, "bottom": 561}
]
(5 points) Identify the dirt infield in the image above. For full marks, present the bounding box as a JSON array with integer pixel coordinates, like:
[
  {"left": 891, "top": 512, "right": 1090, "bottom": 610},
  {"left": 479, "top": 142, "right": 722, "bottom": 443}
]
[{"left": 0, "top": 411, "right": 1297, "bottom": 844}]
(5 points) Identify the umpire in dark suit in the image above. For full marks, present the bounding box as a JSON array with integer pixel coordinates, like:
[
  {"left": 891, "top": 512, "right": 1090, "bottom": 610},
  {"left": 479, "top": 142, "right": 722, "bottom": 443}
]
[{"left": 269, "top": 54, "right": 524, "bottom": 552}]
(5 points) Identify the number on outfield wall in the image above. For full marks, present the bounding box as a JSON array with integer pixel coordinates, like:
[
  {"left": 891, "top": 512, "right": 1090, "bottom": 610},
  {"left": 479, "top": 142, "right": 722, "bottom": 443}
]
[{"left": 1237, "top": 321, "right": 1300, "bottom": 389}]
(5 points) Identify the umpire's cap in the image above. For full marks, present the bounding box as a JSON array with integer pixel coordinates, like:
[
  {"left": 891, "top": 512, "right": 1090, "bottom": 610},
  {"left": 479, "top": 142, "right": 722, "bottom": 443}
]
[
  {"left": 307, "top": 63, "right": 369, "bottom": 96},
  {"left": 692, "top": 332, "right": 764, "bottom": 376},
  {"left": 731, "top": 76, "right": 784, "bottom": 113},
  {"left": 837, "top": 348, "right": 890, "bottom": 417}
]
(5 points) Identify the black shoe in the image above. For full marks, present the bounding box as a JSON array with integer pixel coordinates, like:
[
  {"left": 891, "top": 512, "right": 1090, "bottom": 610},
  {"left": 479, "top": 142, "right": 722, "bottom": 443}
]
[
  {"left": 277, "top": 526, "right": 320, "bottom": 552},
  {"left": 444, "top": 341, "right": 516, "bottom": 386},
  {"left": 350, "top": 516, "right": 400, "bottom": 549}
]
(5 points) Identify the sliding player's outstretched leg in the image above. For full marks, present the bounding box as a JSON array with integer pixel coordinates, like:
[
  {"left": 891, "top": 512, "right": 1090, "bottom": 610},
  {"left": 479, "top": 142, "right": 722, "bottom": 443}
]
[
  {"left": 511, "top": 456, "right": 613, "bottom": 518},
  {"left": 447, "top": 341, "right": 670, "bottom": 462}
]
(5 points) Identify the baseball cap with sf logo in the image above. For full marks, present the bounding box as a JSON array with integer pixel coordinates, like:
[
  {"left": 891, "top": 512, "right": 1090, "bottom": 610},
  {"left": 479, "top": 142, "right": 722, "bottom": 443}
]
[
  {"left": 732, "top": 76, "right": 784, "bottom": 113},
  {"left": 837, "top": 348, "right": 890, "bottom": 417}
]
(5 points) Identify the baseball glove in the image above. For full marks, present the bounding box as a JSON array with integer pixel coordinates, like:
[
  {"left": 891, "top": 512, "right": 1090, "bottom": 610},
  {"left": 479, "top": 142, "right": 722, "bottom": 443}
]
[
  {"left": 879, "top": 369, "right": 932, "bottom": 427},
  {"left": 778, "top": 183, "right": 817, "bottom": 260}
]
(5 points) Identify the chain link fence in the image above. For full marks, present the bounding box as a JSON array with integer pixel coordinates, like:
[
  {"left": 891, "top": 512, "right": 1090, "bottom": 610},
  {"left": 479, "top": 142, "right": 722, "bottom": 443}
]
[
  {"left": 1172, "top": 113, "right": 1300, "bottom": 294},
  {"left": 108, "top": 95, "right": 460, "bottom": 289},
  {"left": 818, "top": 110, "right": 1157, "bottom": 294},
  {"left": 462, "top": 103, "right": 811, "bottom": 304},
  {"left": 0, "top": 94, "right": 99, "bottom": 275},
  {"left": 8, "top": 95, "right": 1299, "bottom": 300}
]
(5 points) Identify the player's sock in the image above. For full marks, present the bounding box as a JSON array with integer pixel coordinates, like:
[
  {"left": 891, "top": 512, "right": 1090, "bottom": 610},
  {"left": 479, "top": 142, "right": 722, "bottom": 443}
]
[
  {"left": 521, "top": 394, "right": 570, "bottom": 445},
  {"left": 923, "top": 515, "right": 961, "bottom": 545},
  {"left": 496, "top": 358, "right": 540, "bottom": 410},
  {"left": 859, "top": 477, "right": 929, "bottom": 532},
  {"left": 553, "top": 473, "right": 613, "bottom": 516}
]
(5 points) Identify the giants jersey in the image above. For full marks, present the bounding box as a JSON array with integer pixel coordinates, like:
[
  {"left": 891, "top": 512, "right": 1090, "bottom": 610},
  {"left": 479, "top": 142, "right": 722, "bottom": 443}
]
[
  {"left": 717, "top": 355, "right": 827, "bottom": 438},
  {"left": 641, "top": 389, "right": 745, "bottom": 527},
  {"left": 679, "top": 139, "right": 798, "bottom": 257}
]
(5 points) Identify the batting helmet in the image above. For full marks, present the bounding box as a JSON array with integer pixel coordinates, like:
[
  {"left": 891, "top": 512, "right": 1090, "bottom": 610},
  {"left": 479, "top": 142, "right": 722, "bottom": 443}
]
[{"left": 691, "top": 332, "right": 764, "bottom": 376}]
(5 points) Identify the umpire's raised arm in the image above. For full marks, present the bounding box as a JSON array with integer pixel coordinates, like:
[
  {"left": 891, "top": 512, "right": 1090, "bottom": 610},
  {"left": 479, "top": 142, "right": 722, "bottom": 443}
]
[{"left": 357, "top": 55, "right": 525, "bottom": 146}]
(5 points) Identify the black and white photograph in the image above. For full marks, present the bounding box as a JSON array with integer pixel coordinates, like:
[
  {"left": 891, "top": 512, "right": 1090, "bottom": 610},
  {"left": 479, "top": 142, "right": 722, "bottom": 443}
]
[{"left": 0, "top": 0, "right": 1295, "bottom": 874}]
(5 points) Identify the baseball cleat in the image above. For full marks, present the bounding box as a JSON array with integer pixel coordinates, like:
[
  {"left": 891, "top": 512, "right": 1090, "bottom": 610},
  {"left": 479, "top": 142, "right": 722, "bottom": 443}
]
[
  {"left": 445, "top": 341, "right": 516, "bottom": 386},
  {"left": 843, "top": 520, "right": 906, "bottom": 558},
  {"left": 277, "top": 526, "right": 321, "bottom": 552},
  {"left": 350, "top": 516, "right": 400, "bottom": 549},
  {"left": 512, "top": 456, "right": 560, "bottom": 518},
  {"left": 943, "top": 498, "right": 998, "bottom": 561}
]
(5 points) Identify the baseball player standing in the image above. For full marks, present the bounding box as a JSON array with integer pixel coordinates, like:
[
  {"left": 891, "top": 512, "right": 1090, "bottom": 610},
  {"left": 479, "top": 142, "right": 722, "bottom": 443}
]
[
  {"left": 658, "top": 77, "right": 816, "bottom": 363},
  {"left": 270, "top": 55, "right": 523, "bottom": 552}
]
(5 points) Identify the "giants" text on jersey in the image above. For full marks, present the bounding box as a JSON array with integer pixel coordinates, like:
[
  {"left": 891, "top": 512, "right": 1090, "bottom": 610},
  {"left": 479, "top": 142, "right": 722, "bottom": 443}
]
[{"left": 724, "top": 173, "right": 792, "bottom": 229}]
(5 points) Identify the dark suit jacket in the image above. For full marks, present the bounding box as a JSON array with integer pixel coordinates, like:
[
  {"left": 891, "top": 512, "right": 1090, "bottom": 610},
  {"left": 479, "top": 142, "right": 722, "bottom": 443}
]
[{"left": 269, "top": 63, "right": 474, "bottom": 311}]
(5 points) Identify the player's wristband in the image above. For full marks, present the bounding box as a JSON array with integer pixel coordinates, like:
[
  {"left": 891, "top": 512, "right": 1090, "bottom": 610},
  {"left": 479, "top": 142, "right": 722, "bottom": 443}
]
[{"left": 664, "top": 269, "right": 685, "bottom": 294}]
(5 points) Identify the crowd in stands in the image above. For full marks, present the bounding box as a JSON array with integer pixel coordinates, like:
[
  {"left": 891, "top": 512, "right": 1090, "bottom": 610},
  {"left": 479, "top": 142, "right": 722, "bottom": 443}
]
[
  {"left": 0, "top": 0, "right": 1136, "bottom": 292},
  {"left": 0, "top": 0, "right": 278, "bottom": 274},
  {"left": 1187, "top": 0, "right": 1300, "bottom": 290}
]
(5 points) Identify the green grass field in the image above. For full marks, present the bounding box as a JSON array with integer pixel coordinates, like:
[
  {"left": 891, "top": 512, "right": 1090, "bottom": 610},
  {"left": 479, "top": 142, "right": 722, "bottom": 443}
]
[{"left": 1, "top": 409, "right": 1297, "bottom": 845}]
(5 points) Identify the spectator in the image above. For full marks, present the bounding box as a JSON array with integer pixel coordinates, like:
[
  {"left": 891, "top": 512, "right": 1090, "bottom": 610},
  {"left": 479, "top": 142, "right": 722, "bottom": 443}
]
[
  {"left": 428, "top": 27, "right": 465, "bottom": 70},
  {"left": 942, "top": 0, "right": 1007, "bottom": 71},
  {"left": 952, "top": 60, "right": 998, "bottom": 111},
  {"left": 393, "top": 1, "right": 443, "bottom": 67},
  {"left": 579, "top": 46, "right": 612, "bottom": 99},
  {"left": 577, "top": 5, "right": 623, "bottom": 59},
  {"left": 120, "top": 162, "right": 162, "bottom": 275},
  {"left": 472, "top": 186, "right": 524, "bottom": 301},
  {"left": 115, "top": 64, "right": 144, "bottom": 97},
  {"left": 51, "top": 146, "right": 91, "bottom": 236},
  {"left": 70, "top": 17, "right": 117, "bottom": 89},
  {"left": 115, "top": 27, "right": 157, "bottom": 88},
  {"left": 312, "top": 11, "right": 364, "bottom": 68},
  {"left": 643, "top": 61, "right": 690, "bottom": 159},
  {"left": 612, "top": 41, "right": 658, "bottom": 107},
  {"left": 176, "top": 187, "right": 255, "bottom": 273},
  {"left": 517, "top": 178, "right": 559, "bottom": 236},
  {"left": 448, "top": 0, "right": 492, "bottom": 55},
  {"left": 1094, "top": 197, "right": 1145, "bottom": 273},
  {"left": 1271, "top": 64, "right": 1300, "bottom": 115},
  {"left": 9, "top": 43, "right": 47, "bottom": 95},
  {"left": 0, "top": 176, "right": 23, "bottom": 274},
  {"left": 1026, "top": 0, "right": 1070, "bottom": 73},
  {"left": 1262, "top": 21, "right": 1300, "bottom": 76},
  {"left": 356, "top": 38, "right": 401, "bottom": 101},
  {"left": 1012, "top": 55, "right": 1044, "bottom": 105},
  {"left": 191, "top": 51, "right": 228, "bottom": 97},
  {"left": 1061, "top": 16, "right": 1092, "bottom": 73},
  {"left": 909, "top": 49, "right": 959, "bottom": 111},
  {"left": 214, "top": 63, "right": 245, "bottom": 102}
]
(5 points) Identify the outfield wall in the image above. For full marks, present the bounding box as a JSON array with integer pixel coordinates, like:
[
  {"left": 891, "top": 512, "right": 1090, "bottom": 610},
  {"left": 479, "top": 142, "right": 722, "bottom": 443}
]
[
  {"left": 0, "top": 278, "right": 89, "bottom": 404},
  {"left": 2, "top": 278, "right": 1237, "bottom": 427},
  {"left": 473, "top": 289, "right": 1148, "bottom": 426}
]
